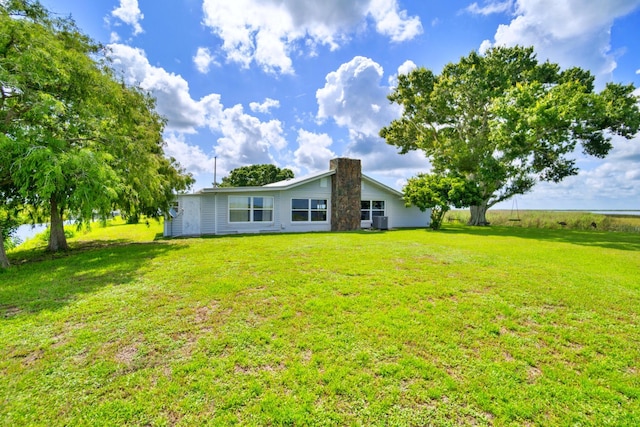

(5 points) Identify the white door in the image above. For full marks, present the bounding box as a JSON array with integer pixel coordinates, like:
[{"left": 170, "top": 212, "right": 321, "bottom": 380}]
[{"left": 181, "top": 197, "right": 201, "bottom": 235}]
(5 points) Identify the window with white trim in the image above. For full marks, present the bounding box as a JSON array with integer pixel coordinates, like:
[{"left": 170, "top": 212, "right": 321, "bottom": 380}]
[
  {"left": 361, "top": 200, "right": 385, "bottom": 220},
  {"left": 229, "top": 196, "right": 274, "bottom": 222},
  {"left": 291, "top": 198, "right": 328, "bottom": 222}
]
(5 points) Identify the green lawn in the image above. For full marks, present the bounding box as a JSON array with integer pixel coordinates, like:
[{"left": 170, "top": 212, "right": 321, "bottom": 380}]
[{"left": 2, "top": 221, "right": 639, "bottom": 426}]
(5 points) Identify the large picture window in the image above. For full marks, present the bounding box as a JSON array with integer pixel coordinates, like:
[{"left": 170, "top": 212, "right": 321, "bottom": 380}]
[
  {"left": 361, "top": 200, "right": 385, "bottom": 220},
  {"left": 291, "top": 198, "right": 328, "bottom": 222},
  {"left": 229, "top": 196, "right": 274, "bottom": 222}
]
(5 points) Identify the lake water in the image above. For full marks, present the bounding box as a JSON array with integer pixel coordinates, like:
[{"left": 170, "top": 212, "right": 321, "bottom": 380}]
[
  {"left": 590, "top": 211, "right": 640, "bottom": 216},
  {"left": 14, "top": 223, "right": 48, "bottom": 243}
]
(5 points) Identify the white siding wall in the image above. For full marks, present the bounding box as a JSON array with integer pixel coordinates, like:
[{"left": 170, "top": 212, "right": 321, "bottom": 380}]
[
  {"left": 361, "top": 181, "right": 431, "bottom": 228},
  {"left": 279, "top": 180, "right": 332, "bottom": 233},
  {"left": 165, "top": 175, "right": 430, "bottom": 237},
  {"left": 200, "top": 195, "right": 217, "bottom": 235},
  {"left": 164, "top": 215, "right": 182, "bottom": 236},
  {"left": 388, "top": 203, "right": 431, "bottom": 228},
  {"left": 215, "top": 191, "right": 281, "bottom": 235},
  {"left": 181, "top": 196, "right": 202, "bottom": 235}
]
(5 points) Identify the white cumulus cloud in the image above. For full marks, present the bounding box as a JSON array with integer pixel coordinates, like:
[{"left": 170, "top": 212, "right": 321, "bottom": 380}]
[
  {"left": 389, "top": 59, "right": 418, "bottom": 86},
  {"left": 212, "top": 104, "right": 287, "bottom": 168},
  {"left": 193, "top": 47, "right": 217, "bottom": 74},
  {"left": 397, "top": 60, "right": 418, "bottom": 76},
  {"left": 164, "top": 132, "right": 216, "bottom": 176},
  {"left": 200, "top": 0, "right": 422, "bottom": 74},
  {"left": 317, "top": 56, "right": 400, "bottom": 137},
  {"left": 294, "top": 130, "right": 336, "bottom": 173},
  {"left": 249, "top": 98, "right": 280, "bottom": 114},
  {"left": 367, "top": 0, "right": 423, "bottom": 42},
  {"left": 107, "top": 43, "right": 208, "bottom": 133},
  {"left": 501, "top": 133, "right": 640, "bottom": 209},
  {"left": 465, "top": 0, "right": 513, "bottom": 16},
  {"left": 106, "top": 44, "right": 290, "bottom": 182},
  {"left": 480, "top": 0, "right": 640, "bottom": 82},
  {"left": 111, "top": 0, "right": 144, "bottom": 35},
  {"left": 316, "top": 56, "right": 429, "bottom": 182}
]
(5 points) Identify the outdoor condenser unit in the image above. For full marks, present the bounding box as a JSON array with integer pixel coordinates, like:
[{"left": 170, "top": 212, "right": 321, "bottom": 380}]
[{"left": 372, "top": 216, "right": 388, "bottom": 230}]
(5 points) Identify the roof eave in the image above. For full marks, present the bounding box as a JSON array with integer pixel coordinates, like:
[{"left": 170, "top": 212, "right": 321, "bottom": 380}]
[{"left": 197, "top": 170, "right": 337, "bottom": 193}]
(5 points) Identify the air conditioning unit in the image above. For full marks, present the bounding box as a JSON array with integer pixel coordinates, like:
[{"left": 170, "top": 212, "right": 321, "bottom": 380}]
[{"left": 372, "top": 216, "right": 388, "bottom": 230}]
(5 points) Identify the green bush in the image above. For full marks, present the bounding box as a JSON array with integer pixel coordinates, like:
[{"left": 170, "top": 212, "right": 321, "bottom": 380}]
[{"left": 3, "top": 236, "right": 22, "bottom": 251}]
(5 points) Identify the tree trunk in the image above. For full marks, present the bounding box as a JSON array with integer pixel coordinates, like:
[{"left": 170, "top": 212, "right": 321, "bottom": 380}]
[
  {"left": 0, "top": 226, "right": 10, "bottom": 269},
  {"left": 468, "top": 202, "right": 489, "bottom": 226},
  {"left": 48, "top": 196, "right": 69, "bottom": 252},
  {"left": 430, "top": 207, "right": 447, "bottom": 230}
]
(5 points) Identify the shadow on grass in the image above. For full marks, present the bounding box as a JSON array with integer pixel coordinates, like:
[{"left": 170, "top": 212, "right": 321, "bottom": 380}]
[
  {"left": 1, "top": 241, "right": 186, "bottom": 317},
  {"left": 438, "top": 224, "right": 640, "bottom": 251},
  {"left": 124, "top": 225, "right": 639, "bottom": 252}
]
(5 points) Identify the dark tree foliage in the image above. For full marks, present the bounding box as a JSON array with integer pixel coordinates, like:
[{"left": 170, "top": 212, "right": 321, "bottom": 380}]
[{"left": 220, "top": 164, "right": 294, "bottom": 187}]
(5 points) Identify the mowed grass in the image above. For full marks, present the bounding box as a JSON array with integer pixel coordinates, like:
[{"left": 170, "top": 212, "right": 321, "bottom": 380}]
[{"left": 1, "top": 220, "right": 639, "bottom": 426}]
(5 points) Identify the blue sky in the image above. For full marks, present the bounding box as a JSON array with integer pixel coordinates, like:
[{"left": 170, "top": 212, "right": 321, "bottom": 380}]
[{"left": 41, "top": 0, "right": 640, "bottom": 210}]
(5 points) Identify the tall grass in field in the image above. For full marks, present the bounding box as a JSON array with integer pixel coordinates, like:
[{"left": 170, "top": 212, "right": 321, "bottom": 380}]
[
  {"left": 1, "top": 219, "right": 639, "bottom": 425},
  {"left": 445, "top": 209, "right": 640, "bottom": 232}
]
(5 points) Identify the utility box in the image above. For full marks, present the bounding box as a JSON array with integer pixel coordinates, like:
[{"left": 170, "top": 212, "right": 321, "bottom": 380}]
[{"left": 372, "top": 216, "right": 388, "bottom": 230}]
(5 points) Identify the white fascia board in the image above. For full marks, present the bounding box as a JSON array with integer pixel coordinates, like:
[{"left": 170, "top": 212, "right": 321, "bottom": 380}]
[
  {"left": 191, "top": 170, "right": 402, "bottom": 196},
  {"left": 198, "top": 170, "right": 337, "bottom": 194}
]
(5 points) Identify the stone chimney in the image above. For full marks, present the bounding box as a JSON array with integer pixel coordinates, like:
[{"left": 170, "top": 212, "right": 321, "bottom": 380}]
[{"left": 330, "top": 158, "right": 362, "bottom": 231}]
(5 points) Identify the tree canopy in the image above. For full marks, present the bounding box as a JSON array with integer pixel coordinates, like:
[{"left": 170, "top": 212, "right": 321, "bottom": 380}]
[
  {"left": 0, "top": 0, "right": 193, "bottom": 266},
  {"left": 381, "top": 46, "right": 640, "bottom": 225},
  {"left": 403, "top": 174, "right": 482, "bottom": 230},
  {"left": 220, "top": 164, "right": 294, "bottom": 187}
]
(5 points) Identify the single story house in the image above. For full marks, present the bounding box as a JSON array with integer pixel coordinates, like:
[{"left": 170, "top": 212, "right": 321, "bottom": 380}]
[{"left": 164, "top": 158, "right": 430, "bottom": 237}]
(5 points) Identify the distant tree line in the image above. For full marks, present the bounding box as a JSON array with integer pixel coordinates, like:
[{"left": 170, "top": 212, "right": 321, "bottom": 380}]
[{"left": 220, "top": 164, "right": 294, "bottom": 187}]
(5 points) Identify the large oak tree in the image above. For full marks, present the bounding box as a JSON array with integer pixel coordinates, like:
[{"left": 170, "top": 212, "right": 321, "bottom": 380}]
[
  {"left": 380, "top": 46, "right": 640, "bottom": 225},
  {"left": 0, "top": 1, "right": 193, "bottom": 266}
]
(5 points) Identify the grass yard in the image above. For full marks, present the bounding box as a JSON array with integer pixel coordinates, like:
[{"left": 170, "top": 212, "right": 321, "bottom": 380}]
[{"left": 1, "top": 220, "right": 639, "bottom": 425}]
